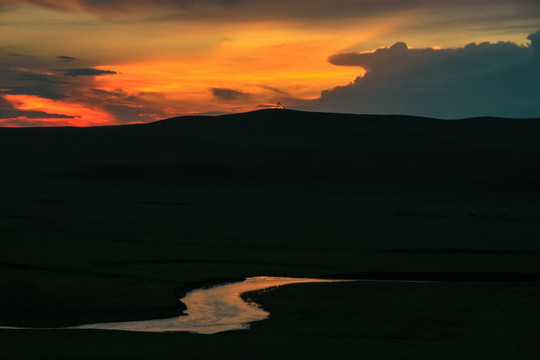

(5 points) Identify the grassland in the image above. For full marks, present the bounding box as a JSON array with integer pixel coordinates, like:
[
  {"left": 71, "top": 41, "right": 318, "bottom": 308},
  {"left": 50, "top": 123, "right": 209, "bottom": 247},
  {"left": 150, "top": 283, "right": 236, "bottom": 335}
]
[{"left": 0, "top": 109, "right": 538, "bottom": 358}]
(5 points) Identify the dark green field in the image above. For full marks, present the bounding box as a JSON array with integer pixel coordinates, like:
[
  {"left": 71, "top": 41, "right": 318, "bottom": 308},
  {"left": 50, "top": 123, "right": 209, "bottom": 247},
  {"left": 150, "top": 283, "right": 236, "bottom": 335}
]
[{"left": 1, "top": 109, "right": 539, "bottom": 358}]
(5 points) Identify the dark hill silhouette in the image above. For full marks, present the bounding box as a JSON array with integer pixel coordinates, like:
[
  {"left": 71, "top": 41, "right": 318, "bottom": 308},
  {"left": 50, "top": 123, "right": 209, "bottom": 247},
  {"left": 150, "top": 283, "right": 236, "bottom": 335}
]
[
  {"left": 0, "top": 109, "right": 539, "bottom": 342},
  {"left": 0, "top": 109, "right": 538, "bottom": 190}
]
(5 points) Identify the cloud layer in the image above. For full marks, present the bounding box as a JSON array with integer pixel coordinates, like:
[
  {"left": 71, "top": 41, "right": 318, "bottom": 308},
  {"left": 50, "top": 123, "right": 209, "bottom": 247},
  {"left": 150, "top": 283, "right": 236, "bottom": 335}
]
[
  {"left": 0, "top": 52, "right": 167, "bottom": 126},
  {"left": 5, "top": 0, "right": 539, "bottom": 20},
  {"left": 211, "top": 88, "right": 250, "bottom": 101},
  {"left": 57, "top": 55, "right": 79, "bottom": 62},
  {"left": 305, "top": 31, "right": 540, "bottom": 118},
  {"left": 61, "top": 68, "right": 117, "bottom": 77}
]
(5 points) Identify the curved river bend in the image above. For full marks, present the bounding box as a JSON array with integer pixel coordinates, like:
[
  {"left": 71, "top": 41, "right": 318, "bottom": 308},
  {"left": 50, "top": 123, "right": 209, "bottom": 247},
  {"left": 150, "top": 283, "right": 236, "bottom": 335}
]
[{"left": 75, "top": 276, "right": 346, "bottom": 334}]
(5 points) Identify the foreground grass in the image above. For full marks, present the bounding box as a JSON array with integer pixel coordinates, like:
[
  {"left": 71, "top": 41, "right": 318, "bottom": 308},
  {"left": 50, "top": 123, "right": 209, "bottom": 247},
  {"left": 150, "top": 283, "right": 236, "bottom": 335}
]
[
  {"left": 1, "top": 181, "right": 538, "bottom": 326},
  {"left": 0, "top": 109, "right": 538, "bottom": 358},
  {"left": 0, "top": 180, "right": 538, "bottom": 360}
]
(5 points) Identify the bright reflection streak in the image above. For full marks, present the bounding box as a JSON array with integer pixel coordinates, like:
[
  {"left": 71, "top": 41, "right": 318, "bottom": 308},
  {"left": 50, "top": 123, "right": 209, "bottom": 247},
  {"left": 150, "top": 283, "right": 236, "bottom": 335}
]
[{"left": 75, "top": 276, "right": 348, "bottom": 334}]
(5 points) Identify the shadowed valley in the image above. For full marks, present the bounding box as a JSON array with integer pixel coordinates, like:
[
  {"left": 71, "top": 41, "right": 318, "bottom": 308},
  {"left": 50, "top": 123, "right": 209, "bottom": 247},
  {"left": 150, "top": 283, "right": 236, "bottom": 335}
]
[{"left": 0, "top": 109, "right": 538, "bottom": 359}]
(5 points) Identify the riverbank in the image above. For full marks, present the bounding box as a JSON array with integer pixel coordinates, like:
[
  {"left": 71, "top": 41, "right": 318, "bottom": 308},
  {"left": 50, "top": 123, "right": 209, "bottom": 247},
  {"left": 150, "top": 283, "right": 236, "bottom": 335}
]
[
  {"left": 1, "top": 181, "right": 538, "bottom": 330},
  {"left": 2, "top": 280, "right": 538, "bottom": 360},
  {"left": 2, "top": 271, "right": 539, "bottom": 330}
]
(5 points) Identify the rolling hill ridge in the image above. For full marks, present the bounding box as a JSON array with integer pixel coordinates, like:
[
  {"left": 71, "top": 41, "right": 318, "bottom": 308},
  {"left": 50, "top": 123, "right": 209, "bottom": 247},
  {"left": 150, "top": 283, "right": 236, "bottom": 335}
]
[{"left": 0, "top": 109, "right": 538, "bottom": 191}]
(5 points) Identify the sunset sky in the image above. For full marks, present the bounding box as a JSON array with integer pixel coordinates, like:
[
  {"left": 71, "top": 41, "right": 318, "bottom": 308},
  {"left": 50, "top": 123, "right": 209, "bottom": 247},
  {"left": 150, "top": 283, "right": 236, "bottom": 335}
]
[{"left": 1, "top": 0, "right": 539, "bottom": 126}]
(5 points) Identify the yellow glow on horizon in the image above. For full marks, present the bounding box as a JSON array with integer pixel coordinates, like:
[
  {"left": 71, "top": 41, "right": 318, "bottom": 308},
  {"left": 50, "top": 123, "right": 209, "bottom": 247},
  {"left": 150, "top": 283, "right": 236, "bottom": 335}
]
[{"left": 89, "top": 24, "right": 366, "bottom": 117}]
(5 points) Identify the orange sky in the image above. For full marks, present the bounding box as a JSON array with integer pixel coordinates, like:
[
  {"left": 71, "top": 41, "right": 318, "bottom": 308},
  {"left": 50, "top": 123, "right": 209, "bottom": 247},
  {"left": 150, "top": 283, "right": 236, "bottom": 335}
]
[
  {"left": 1, "top": 94, "right": 115, "bottom": 127},
  {"left": 1, "top": 1, "right": 539, "bottom": 126}
]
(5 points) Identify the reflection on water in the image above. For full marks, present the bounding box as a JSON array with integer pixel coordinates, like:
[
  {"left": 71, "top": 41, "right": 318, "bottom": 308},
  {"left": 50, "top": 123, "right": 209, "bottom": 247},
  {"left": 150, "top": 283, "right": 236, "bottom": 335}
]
[{"left": 75, "top": 276, "right": 342, "bottom": 334}]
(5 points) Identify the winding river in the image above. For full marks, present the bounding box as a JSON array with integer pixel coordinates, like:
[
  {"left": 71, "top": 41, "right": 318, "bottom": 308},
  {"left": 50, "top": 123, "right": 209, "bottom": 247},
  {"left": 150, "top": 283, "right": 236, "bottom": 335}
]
[{"left": 74, "top": 276, "right": 346, "bottom": 334}]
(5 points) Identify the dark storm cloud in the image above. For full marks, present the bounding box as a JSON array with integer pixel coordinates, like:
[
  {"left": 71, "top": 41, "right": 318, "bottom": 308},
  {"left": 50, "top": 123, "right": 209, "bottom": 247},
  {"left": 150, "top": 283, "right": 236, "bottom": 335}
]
[
  {"left": 0, "top": 53, "right": 88, "bottom": 100},
  {"left": 528, "top": 31, "right": 540, "bottom": 51},
  {"left": 309, "top": 30, "right": 540, "bottom": 119},
  {"left": 210, "top": 87, "right": 250, "bottom": 101},
  {"left": 4, "top": 86, "right": 67, "bottom": 100},
  {"left": 2, "top": 71, "right": 70, "bottom": 99},
  {"left": 57, "top": 55, "right": 79, "bottom": 62},
  {"left": 61, "top": 68, "right": 117, "bottom": 77}
]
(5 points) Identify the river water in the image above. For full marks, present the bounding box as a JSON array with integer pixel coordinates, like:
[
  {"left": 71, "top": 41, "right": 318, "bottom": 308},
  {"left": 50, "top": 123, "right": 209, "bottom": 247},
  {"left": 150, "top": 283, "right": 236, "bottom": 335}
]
[{"left": 74, "top": 276, "right": 344, "bottom": 334}]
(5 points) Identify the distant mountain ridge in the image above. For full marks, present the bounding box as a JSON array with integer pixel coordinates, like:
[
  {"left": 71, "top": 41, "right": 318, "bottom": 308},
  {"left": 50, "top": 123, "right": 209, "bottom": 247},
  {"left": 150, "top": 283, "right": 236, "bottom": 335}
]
[{"left": 0, "top": 109, "right": 538, "bottom": 191}]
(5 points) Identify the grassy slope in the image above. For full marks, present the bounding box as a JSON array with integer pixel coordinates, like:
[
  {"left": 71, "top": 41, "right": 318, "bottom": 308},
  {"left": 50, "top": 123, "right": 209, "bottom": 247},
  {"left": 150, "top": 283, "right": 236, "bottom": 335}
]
[{"left": 0, "top": 109, "right": 538, "bottom": 358}]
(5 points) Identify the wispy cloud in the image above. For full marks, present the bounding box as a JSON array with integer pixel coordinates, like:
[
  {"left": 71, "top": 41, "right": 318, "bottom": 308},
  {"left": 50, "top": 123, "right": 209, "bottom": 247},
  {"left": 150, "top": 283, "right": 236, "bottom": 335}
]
[
  {"left": 210, "top": 87, "right": 250, "bottom": 101},
  {"left": 57, "top": 55, "right": 78, "bottom": 62},
  {"left": 61, "top": 68, "right": 117, "bottom": 77}
]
